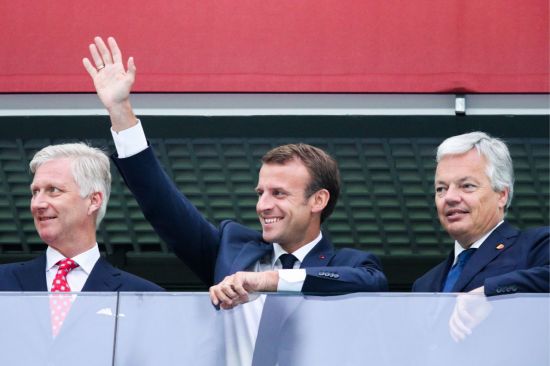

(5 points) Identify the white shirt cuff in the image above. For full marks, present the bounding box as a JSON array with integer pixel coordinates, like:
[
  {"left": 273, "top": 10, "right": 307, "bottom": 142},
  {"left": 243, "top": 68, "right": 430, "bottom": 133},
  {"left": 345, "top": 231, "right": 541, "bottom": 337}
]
[
  {"left": 277, "top": 269, "right": 306, "bottom": 292},
  {"left": 110, "top": 120, "right": 148, "bottom": 158}
]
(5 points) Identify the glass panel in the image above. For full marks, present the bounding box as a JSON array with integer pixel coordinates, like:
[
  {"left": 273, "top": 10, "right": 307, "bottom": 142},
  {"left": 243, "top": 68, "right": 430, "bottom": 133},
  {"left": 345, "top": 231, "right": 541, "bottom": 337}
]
[{"left": 0, "top": 293, "right": 118, "bottom": 366}]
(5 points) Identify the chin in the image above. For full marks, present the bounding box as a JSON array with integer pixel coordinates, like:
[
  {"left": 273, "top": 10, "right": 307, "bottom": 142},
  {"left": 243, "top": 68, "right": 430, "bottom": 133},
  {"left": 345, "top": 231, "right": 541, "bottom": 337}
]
[{"left": 37, "top": 231, "right": 57, "bottom": 245}]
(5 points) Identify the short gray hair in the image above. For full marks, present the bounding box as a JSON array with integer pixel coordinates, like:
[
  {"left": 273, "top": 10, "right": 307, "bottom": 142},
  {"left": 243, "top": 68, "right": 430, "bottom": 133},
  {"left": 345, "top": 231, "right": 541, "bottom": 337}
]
[
  {"left": 436, "top": 131, "right": 514, "bottom": 210},
  {"left": 29, "top": 142, "right": 111, "bottom": 226}
]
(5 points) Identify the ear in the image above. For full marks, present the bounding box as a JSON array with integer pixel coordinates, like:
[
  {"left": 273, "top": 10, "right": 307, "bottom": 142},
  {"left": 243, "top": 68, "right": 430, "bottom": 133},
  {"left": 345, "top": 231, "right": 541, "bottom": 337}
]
[
  {"left": 497, "top": 187, "right": 509, "bottom": 211},
  {"left": 87, "top": 191, "right": 103, "bottom": 216},
  {"left": 310, "top": 189, "right": 330, "bottom": 214}
]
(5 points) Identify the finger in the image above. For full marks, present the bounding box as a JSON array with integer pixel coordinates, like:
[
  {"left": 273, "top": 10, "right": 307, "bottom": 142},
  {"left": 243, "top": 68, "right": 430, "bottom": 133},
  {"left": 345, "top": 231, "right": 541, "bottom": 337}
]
[
  {"left": 209, "top": 286, "right": 219, "bottom": 306},
  {"left": 127, "top": 57, "right": 136, "bottom": 80},
  {"left": 449, "top": 313, "right": 465, "bottom": 342},
  {"left": 88, "top": 44, "right": 104, "bottom": 69},
  {"left": 231, "top": 277, "right": 250, "bottom": 300},
  {"left": 452, "top": 310, "right": 472, "bottom": 339},
  {"left": 82, "top": 58, "right": 97, "bottom": 77},
  {"left": 220, "top": 302, "right": 235, "bottom": 310},
  {"left": 214, "top": 286, "right": 234, "bottom": 306},
  {"left": 108, "top": 36, "right": 123, "bottom": 64},
  {"left": 222, "top": 283, "right": 238, "bottom": 299},
  {"left": 94, "top": 36, "right": 113, "bottom": 65},
  {"left": 460, "top": 307, "right": 476, "bottom": 327}
]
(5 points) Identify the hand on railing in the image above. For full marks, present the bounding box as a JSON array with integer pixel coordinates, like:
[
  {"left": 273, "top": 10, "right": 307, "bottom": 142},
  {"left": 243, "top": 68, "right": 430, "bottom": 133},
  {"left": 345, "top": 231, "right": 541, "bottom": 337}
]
[
  {"left": 209, "top": 271, "right": 278, "bottom": 310},
  {"left": 448, "top": 286, "right": 493, "bottom": 342}
]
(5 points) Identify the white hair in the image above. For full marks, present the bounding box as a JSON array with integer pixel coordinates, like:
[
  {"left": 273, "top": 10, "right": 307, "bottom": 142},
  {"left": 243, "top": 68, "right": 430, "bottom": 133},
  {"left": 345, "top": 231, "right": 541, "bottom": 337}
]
[
  {"left": 436, "top": 131, "right": 514, "bottom": 210},
  {"left": 29, "top": 142, "right": 111, "bottom": 226}
]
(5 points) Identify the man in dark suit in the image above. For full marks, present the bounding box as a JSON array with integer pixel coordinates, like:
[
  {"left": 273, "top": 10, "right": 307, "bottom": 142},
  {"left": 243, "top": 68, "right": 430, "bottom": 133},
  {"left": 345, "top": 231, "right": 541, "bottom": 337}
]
[
  {"left": 413, "top": 131, "right": 549, "bottom": 295},
  {"left": 82, "top": 36, "right": 387, "bottom": 311},
  {"left": 0, "top": 142, "right": 163, "bottom": 293}
]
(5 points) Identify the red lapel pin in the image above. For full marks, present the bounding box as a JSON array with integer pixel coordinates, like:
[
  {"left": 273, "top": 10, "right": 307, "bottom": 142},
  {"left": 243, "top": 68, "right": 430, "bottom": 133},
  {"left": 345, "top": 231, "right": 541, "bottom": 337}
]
[
  {"left": 496, "top": 243, "right": 505, "bottom": 250},
  {"left": 319, "top": 255, "right": 326, "bottom": 259}
]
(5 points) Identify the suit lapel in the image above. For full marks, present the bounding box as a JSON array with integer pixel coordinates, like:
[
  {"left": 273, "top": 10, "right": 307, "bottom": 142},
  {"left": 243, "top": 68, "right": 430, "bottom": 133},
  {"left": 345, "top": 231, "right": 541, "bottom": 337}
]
[
  {"left": 14, "top": 254, "right": 48, "bottom": 291},
  {"left": 454, "top": 221, "right": 518, "bottom": 291},
  {"left": 81, "top": 257, "right": 122, "bottom": 292},
  {"left": 301, "top": 236, "right": 334, "bottom": 268},
  {"left": 227, "top": 241, "right": 273, "bottom": 279},
  {"left": 436, "top": 253, "right": 455, "bottom": 291}
]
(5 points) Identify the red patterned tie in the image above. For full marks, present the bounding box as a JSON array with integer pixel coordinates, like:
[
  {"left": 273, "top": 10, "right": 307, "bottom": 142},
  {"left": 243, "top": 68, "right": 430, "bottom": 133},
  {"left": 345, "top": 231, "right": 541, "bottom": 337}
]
[{"left": 50, "top": 258, "right": 79, "bottom": 337}]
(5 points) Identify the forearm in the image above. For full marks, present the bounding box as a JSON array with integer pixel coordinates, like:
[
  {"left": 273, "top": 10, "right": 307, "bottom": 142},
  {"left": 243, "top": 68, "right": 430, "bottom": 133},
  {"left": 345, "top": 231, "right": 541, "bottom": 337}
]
[{"left": 108, "top": 99, "right": 137, "bottom": 132}]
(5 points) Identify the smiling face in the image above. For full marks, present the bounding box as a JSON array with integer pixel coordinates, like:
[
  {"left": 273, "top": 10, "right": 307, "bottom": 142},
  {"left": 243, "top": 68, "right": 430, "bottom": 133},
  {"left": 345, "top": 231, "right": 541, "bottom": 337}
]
[
  {"left": 30, "top": 158, "right": 100, "bottom": 256},
  {"left": 435, "top": 149, "right": 508, "bottom": 247},
  {"left": 256, "top": 158, "right": 327, "bottom": 252}
]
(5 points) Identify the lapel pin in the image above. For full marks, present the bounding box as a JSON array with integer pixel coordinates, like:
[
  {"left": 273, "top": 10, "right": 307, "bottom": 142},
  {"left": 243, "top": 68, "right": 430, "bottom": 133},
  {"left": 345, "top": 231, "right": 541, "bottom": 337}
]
[
  {"left": 319, "top": 255, "right": 326, "bottom": 259},
  {"left": 496, "top": 243, "right": 505, "bottom": 250}
]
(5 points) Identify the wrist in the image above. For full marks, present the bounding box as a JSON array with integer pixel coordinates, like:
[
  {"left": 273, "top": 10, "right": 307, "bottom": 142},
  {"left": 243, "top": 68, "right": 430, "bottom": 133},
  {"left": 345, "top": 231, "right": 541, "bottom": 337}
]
[
  {"left": 265, "top": 271, "right": 279, "bottom": 292},
  {"left": 107, "top": 100, "right": 137, "bottom": 132}
]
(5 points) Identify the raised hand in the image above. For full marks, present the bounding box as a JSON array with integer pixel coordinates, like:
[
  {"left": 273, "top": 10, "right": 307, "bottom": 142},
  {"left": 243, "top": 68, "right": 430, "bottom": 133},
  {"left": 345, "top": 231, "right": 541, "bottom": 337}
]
[{"left": 83, "top": 36, "right": 137, "bottom": 131}]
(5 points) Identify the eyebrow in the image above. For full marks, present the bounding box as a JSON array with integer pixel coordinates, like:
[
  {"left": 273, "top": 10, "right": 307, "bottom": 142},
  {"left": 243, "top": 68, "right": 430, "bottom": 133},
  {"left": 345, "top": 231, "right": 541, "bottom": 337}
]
[{"left": 435, "top": 176, "right": 479, "bottom": 184}]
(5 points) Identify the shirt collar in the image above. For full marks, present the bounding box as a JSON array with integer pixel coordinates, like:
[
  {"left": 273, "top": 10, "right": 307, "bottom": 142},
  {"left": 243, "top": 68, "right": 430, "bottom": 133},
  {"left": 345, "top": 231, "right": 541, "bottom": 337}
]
[
  {"left": 452, "top": 220, "right": 504, "bottom": 264},
  {"left": 271, "top": 232, "right": 323, "bottom": 267},
  {"left": 46, "top": 244, "right": 101, "bottom": 275}
]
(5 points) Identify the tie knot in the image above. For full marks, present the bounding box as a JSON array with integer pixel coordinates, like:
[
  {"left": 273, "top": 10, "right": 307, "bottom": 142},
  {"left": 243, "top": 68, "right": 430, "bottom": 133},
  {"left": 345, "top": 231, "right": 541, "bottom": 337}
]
[
  {"left": 279, "top": 253, "right": 298, "bottom": 269},
  {"left": 457, "top": 248, "right": 476, "bottom": 266},
  {"left": 56, "top": 258, "right": 79, "bottom": 272}
]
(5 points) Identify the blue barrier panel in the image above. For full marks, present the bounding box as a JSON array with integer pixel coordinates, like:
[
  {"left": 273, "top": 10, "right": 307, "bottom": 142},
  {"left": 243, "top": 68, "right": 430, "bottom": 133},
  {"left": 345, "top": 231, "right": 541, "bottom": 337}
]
[{"left": 0, "top": 293, "right": 548, "bottom": 366}]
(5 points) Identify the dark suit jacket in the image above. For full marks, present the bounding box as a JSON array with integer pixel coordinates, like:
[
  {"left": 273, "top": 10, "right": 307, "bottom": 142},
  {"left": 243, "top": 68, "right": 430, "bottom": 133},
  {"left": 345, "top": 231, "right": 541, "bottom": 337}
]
[
  {"left": 112, "top": 146, "right": 388, "bottom": 293},
  {"left": 0, "top": 253, "right": 164, "bottom": 292},
  {"left": 412, "top": 221, "right": 549, "bottom": 295}
]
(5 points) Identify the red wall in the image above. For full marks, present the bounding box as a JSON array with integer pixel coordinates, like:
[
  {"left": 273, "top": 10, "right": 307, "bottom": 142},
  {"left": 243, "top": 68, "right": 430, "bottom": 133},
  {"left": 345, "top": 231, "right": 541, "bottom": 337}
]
[{"left": 1, "top": 0, "right": 548, "bottom": 93}]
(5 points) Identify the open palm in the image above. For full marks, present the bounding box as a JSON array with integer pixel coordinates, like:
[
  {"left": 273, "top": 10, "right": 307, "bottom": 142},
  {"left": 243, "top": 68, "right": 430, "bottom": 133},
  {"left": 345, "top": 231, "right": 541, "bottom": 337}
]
[{"left": 83, "top": 37, "right": 135, "bottom": 110}]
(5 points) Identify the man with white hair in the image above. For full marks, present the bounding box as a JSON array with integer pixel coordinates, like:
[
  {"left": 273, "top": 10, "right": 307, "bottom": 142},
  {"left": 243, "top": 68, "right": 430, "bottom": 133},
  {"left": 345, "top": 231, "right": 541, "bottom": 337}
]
[
  {"left": 413, "top": 131, "right": 549, "bottom": 295},
  {"left": 0, "top": 142, "right": 163, "bottom": 293}
]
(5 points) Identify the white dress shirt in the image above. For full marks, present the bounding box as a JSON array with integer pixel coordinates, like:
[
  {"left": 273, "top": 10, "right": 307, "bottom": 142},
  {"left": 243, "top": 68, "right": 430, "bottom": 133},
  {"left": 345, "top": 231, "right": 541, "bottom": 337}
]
[{"left": 46, "top": 244, "right": 100, "bottom": 292}]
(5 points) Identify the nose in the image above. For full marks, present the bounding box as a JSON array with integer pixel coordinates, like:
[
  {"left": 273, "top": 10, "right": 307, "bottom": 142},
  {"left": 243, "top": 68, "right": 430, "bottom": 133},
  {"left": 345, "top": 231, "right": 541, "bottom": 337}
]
[
  {"left": 444, "top": 185, "right": 461, "bottom": 204},
  {"left": 256, "top": 193, "right": 274, "bottom": 213},
  {"left": 30, "top": 192, "right": 48, "bottom": 212}
]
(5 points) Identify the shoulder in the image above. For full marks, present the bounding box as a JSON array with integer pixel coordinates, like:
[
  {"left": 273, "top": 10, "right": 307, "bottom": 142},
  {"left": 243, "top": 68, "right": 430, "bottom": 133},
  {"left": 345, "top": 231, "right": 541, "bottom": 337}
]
[
  {"left": 116, "top": 269, "right": 165, "bottom": 292},
  {"left": 0, "top": 258, "right": 42, "bottom": 291},
  {"left": 508, "top": 224, "right": 550, "bottom": 247},
  {"left": 219, "top": 220, "right": 264, "bottom": 243},
  {"left": 331, "top": 247, "right": 380, "bottom": 263},
  {"left": 518, "top": 226, "right": 550, "bottom": 238},
  {"left": 0, "top": 256, "right": 42, "bottom": 274},
  {"left": 94, "top": 257, "right": 164, "bottom": 292}
]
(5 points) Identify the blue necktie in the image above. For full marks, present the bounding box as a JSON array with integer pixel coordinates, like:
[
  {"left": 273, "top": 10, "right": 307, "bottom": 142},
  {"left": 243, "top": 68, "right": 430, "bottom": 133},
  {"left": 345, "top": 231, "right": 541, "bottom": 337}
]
[
  {"left": 279, "top": 253, "right": 298, "bottom": 269},
  {"left": 442, "top": 248, "right": 476, "bottom": 292}
]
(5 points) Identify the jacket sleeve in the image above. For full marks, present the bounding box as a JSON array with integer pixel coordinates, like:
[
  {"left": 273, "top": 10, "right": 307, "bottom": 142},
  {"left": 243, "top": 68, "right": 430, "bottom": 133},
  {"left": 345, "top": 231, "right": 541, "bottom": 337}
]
[
  {"left": 112, "top": 145, "right": 221, "bottom": 286},
  {"left": 484, "top": 227, "right": 549, "bottom": 295},
  {"left": 302, "top": 249, "right": 388, "bottom": 293}
]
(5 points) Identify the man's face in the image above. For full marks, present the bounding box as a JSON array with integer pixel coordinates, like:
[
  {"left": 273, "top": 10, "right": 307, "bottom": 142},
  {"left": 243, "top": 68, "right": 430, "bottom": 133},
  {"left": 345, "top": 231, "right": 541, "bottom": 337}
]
[
  {"left": 30, "top": 158, "right": 96, "bottom": 250},
  {"left": 435, "top": 149, "right": 508, "bottom": 247},
  {"left": 256, "top": 158, "right": 321, "bottom": 251}
]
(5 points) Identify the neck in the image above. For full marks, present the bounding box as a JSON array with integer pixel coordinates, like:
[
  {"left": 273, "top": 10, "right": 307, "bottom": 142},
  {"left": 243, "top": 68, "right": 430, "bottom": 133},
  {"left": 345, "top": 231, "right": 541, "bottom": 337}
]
[{"left": 50, "top": 234, "right": 97, "bottom": 258}]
